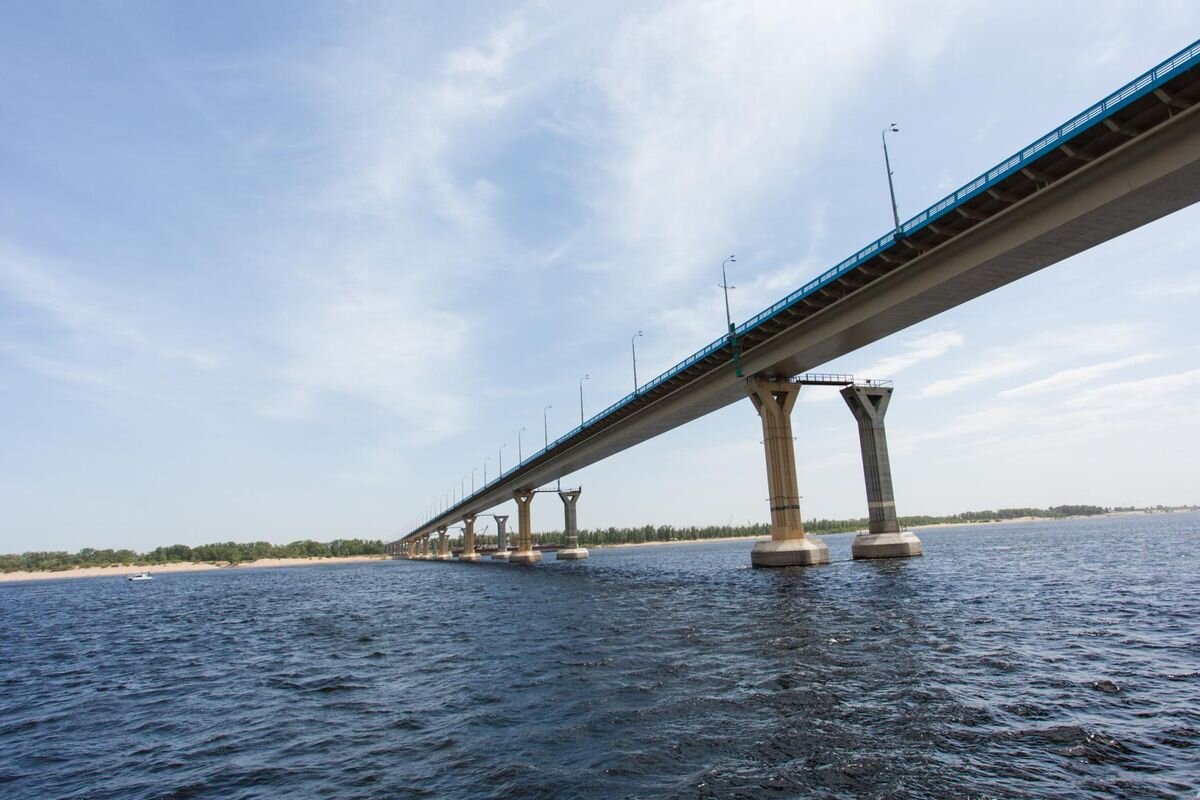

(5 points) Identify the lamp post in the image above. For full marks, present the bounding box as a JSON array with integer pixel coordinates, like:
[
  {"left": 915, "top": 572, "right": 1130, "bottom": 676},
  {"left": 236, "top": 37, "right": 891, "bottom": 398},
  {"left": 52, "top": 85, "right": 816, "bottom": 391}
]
[
  {"left": 471, "top": 468, "right": 477, "bottom": 494},
  {"left": 721, "top": 254, "right": 744, "bottom": 377},
  {"left": 518, "top": 427, "right": 526, "bottom": 463},
  {"left": 882, "top": 123, "right": 901, "bottom": 237},
  {"left": 461, "top": 476, "right": 467, "bottom": 500},
  {"left": 543, "top": 404, "right": 552, "bottom": 447},
  {"left": 484, "top": 456, "right": 490, "bottom": 484},
  {"left": 720, "top": 255, "right": 736, "bottom": 335},
  {"left": 579, "top": 374, "right": 589, "bottom": 426},
  {"left": 499, "top": 443, "right": 506, "bottom": 475},
  {"left": 631, "top": 331, "right": 642, "bottom": 393}
]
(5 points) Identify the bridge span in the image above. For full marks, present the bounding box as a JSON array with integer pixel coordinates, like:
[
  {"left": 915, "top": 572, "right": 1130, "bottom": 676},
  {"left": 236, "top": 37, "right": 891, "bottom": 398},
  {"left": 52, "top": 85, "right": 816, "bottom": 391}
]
[{"left": 388, "top": 40, "right": 1200, "bottom": 567}]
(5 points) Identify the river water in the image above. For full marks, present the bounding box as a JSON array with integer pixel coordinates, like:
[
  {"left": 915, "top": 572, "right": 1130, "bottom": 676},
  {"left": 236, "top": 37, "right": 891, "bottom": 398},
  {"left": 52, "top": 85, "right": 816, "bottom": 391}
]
[{"left": 2, "top": 513, "right": 1197, "bottom": 799}]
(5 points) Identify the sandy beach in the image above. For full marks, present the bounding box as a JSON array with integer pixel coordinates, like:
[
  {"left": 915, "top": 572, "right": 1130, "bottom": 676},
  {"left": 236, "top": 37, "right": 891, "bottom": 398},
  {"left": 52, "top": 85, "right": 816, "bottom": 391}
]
[{"left": 0, "top": 555, "right": 387, "bottom": 583}]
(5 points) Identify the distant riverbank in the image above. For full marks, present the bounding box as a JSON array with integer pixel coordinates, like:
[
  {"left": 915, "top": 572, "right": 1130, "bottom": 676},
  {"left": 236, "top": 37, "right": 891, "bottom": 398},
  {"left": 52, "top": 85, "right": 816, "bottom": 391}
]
[
  {"left": 0, "top": 555, "right": 387, "bottom": 583},
  {"left": 593, "top": 510, "right": 1178, "bottom": 549}
]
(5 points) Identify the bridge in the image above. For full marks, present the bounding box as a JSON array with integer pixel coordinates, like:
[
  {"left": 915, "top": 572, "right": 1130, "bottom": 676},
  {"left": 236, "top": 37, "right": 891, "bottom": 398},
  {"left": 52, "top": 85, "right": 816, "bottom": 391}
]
[{"left": 386, "top": 39, "right": 1200, "bottom": 567}]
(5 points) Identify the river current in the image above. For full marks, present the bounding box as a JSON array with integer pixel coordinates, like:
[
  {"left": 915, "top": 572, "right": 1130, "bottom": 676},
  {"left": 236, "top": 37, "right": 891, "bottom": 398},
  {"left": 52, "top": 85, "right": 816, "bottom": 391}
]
[{"left": 2, "top": 513, "right": 1197, "bottom": 799}]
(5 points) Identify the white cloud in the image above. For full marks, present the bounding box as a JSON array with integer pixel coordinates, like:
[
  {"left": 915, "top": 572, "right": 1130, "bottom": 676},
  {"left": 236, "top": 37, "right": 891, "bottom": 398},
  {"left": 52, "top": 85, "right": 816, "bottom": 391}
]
[
  {"left": 0, "top": 244, "right": 220, "bottom": 372},
  {"left": 858, "top": 331, "right": 964, "bottom": 378},
  {"left": 1000, "top": 353, "right": 1162, "bottom": 398},
  {"left": 919, "top": 357, "right": 1035, "bottom": 398},
  {"left": 1134, "top": 273, "right": 1200, "bottom": 299}
]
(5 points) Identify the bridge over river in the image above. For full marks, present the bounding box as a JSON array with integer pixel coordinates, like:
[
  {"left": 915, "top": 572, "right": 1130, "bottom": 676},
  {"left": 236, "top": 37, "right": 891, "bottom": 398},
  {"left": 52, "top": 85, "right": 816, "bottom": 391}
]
[{"left": 387, "top": 39, "right": 1200, "bottom": 568}]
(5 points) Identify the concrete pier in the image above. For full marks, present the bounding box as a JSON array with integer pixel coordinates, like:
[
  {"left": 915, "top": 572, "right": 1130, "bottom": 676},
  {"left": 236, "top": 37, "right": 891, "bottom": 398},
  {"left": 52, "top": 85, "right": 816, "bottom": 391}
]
[
  {"left": 556, "top": 490, "right": 588, "bottom": 560},
  {"left": 459, "top": 514, "right": 481, "bottom": 562},
  {"left": 747, "top": 377, "right": 830, "bottom": 568},
  {"left": 436, "top": 526, "right": 451, "bottom": 560},
  {"left": 420, "top": 533, "right": 431, "bottom": 560},
  {"left": 491, "top": 515, "right": 511, "bottom": 560},
  {"left": 509, "top": 490, "right": 542, "bottom": 564},
  {"left": 840, "top": 385, "right": 922, "bottom": 559}
]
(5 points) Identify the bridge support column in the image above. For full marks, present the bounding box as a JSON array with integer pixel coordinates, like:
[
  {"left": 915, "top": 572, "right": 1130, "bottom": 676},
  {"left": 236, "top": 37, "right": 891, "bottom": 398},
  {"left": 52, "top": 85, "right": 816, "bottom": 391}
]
[
  {"left": 459, "top": 514, "right": 481, "bottom": 562},
  {"left": 491, "top": 515, "right": 511, "bottom": 560},
  {"left": 840, "top": 385, "right": 923, "bottom": 559},
  {"left": 509, "top": 490, "right": 542, "bottom": 564},
  {"left": 436, "top": 526, "right": 451, "bottom": 560},
  {"left": 748, "top": 378, "right": 830, "bottom": 568},
  {"left": 419, "top": 534, "right": 430, "bottom": 559},
  {"left": 556, "top": 490, "right": 588, "bottom": 560}
]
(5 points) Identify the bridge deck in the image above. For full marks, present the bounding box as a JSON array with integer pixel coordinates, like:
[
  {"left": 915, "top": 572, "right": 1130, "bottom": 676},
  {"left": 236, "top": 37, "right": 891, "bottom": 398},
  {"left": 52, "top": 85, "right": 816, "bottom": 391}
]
[{"left": 395, "top": 40, "right": 1200, "bottom": 546}]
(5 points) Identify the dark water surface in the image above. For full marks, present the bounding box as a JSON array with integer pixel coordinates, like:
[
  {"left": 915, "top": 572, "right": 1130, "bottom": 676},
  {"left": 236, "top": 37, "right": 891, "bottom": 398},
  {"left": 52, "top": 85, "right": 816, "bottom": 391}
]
[{"left": 2, "top": 514, "right": 1198, "bottom": 799}]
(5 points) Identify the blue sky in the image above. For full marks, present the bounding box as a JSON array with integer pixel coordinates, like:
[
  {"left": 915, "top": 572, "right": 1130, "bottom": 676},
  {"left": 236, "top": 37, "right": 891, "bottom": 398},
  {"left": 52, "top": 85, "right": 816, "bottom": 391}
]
[{"left": 2, "top": 2, "right": 1199, "bottom": 553}]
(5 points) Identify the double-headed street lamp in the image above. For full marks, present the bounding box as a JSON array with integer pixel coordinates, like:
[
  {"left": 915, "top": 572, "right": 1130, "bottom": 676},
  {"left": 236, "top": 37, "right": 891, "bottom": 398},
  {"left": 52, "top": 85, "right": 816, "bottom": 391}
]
[
  {"left": 543, "top": 404, "right": 552, "bottom": 448},
  {"left": 484, "top": 455, "right": 490, "bottom": 484},
  {"left": 882, "top": 123, "right": 901, "bottom": 236},
  {"left": 631, "top": 330, "right": 643, "bottom": 393},
  {"left": 518, "top": 426, "right": 526, "bottom": 463},
  {"left": 499, "top": 443, "right": 506, "bottom": 475}
]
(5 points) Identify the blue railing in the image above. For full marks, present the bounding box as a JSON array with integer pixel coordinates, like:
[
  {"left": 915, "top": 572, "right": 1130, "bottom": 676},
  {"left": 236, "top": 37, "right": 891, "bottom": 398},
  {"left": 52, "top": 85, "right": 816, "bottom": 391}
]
[{"left": 418, "top": 38, "right": 1200, "bottom": 534}]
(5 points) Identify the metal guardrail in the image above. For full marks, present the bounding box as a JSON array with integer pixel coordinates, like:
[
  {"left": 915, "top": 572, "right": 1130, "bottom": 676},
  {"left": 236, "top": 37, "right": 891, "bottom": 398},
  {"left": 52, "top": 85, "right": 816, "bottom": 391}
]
[
  {"left": 785, "top": 373, "right": 893, "bottom": 387},
  {"left": 418, "top": 38, "right": 1200, "bottom": 533}
]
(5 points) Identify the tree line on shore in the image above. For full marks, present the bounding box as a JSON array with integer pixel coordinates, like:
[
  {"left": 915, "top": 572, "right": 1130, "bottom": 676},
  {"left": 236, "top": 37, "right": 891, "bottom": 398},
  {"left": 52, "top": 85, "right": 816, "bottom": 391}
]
[
  {"left": 0, "top": 504, "right": 1164, "bottom": 572},
  {"left": 472, "top": 505, "right": 1115, "bottom": 548},
  {"left": 1, "top": 539, "right": 384, "bottom": 573}
]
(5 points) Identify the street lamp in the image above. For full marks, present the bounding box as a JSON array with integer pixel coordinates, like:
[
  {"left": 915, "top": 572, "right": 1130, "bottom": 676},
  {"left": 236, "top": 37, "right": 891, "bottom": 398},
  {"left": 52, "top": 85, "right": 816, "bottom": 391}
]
[
  {"left": 631, "top": 331, "right": 643, "bottom": 393},
  {"left": 518, "top": 426, "right": 526, "bottom": 463},
  {"left": 579, "top": 374, "right": 590, "bottom": 426},
  {"left": 471, "top": 468, "right": 477, "bottom": 494},
  {"left": 882, "top": 123, "right": 901, "bottom": 237},
  {"left": 499, "top": 443, "right": 506, "bottom": 475},
  {"left": 484, "top": 456, "right": 490, "bottom": 484},
  {"left": 720, "top": 255, "right": 736, "bottom": 334},
  {"left": 543, "top": 404, "right": 552, "bottom": 448},
  {"left": 461, "top": 476, "right": 467, "bottom": 500}
]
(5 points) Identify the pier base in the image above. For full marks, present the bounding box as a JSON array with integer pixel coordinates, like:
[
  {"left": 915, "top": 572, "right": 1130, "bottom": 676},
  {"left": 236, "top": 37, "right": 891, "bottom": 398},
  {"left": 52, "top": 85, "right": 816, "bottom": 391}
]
[
  {"left": 851, "top": 531, "right": 923, "bottom": 559},
  {"left": 751, "top": 537, "right": 830, "bottom": 567}
]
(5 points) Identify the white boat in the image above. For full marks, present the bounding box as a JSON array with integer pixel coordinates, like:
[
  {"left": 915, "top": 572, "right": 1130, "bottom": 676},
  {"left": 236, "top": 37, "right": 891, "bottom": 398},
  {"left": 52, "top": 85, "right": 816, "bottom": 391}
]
[{"left": 127, "top": 572, "right": 153, "bottom": 582}]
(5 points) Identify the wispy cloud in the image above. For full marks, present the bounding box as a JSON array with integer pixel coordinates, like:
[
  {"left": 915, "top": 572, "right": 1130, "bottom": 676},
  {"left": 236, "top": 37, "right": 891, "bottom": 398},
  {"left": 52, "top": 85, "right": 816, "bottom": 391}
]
[
  {"left": 858, "top": 331, "right": 964, "bottom": 378},
  {"left": 1134, "top": 273, "right": 1200, "bottom": 299},
  {"left": 0, "top": 244, "right": 220, "bottom": 373},
  {"left": 1000, "top": 353, "right": 1162, "bottom": 398}
]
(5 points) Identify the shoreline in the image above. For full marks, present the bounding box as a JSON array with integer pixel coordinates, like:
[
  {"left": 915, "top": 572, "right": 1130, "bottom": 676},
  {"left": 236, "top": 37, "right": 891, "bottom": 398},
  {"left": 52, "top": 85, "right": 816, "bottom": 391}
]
[
  {"left": 0, "top": 555, "right": 387, "bottom": 584},
  {"left": 5, "top": 510, "right": 1191, "bottom": 579},
  {"left": 589, "top": 509, "right": 1181, "bottom": 549}
]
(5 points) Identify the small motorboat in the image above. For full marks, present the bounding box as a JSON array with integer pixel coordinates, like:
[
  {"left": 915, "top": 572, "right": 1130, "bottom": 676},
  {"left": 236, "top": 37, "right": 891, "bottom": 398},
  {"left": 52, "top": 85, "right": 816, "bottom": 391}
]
[{"left": 127, "top": 572, "right": 153, "bottom": 582}]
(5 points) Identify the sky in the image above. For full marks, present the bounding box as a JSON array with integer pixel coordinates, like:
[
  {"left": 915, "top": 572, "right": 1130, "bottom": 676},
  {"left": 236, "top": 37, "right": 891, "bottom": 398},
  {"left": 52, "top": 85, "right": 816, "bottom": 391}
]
[{"left": 2, "top": 1, "right": 1199, "bottom": 554}]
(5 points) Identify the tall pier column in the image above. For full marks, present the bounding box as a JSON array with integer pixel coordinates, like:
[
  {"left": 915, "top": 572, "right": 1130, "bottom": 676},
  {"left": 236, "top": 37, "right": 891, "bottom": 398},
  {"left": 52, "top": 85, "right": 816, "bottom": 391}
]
[
  {"left": 509, "top": 490, "right": 543, "bottom": 564},
  {"left": 491, "top": 515, "right": 511, "bottom": 560},
  {"left": 748, "top": 377, "right": 830, "bottom": 567},
  {"left": 840, "top": 385, "right": 922, "bottom": 559},
  {"left": 460, "top": 514, "right": 481, "bottom": 562},
  {"left": 556, "top": 490, "right": 589, "bottom": 560},
  {"left": 436, "top": 526, "right": 450, "bottom": 560},
  {"left": 420, "top": 533, "right": 431, "bottom": 559}
]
